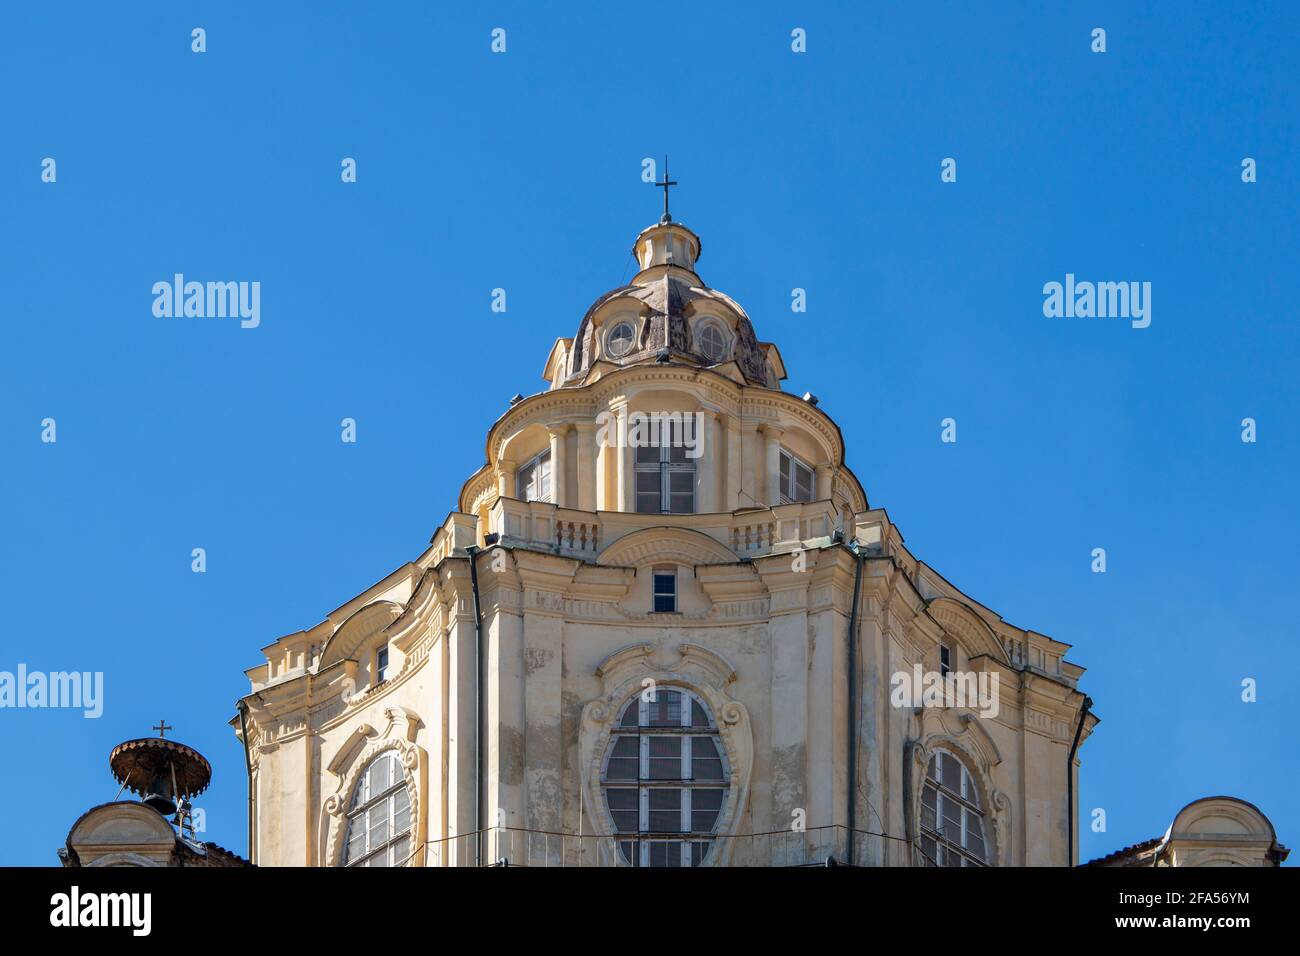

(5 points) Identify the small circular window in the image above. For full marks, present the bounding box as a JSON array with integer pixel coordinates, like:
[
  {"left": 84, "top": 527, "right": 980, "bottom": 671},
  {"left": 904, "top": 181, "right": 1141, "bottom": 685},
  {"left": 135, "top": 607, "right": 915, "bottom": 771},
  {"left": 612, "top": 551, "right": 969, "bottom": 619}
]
[
  {"left": 697, "top": 323, "right": 727, "bottom": 362},
  {"left": 607, "top": 321, "right": 636, "bottom": 359}
]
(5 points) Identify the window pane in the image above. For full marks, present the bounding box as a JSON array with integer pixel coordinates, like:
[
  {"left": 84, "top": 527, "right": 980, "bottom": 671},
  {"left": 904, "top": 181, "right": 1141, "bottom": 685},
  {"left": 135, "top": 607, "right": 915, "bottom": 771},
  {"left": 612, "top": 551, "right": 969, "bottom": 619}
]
[
  {"left": 690, "top": 841, "right": 711, "bottom": 866},
  {"left": 940, "top": 753, "right": 961, "bottom": 790},
  {"left": 648, "top": 841, "right": 681, "bottom": 867},
  {"left": 391, "top": 835, "right": 410, "bottom": 867},
  {"left": 606, "top": 788, "right": 638, "bottom": 833},
  {"left": 647, "top": 691, "right": 681, "bottom": 727},
  {"left": 368, "top": 756, "right": 392, "bottom": 795},
  {"left": 346, "top": 818, "right": 366, "bottom": 862},
  {"left": 368, "top": 806, "right": 390, "bottom": 848},
  {"left": 606, "top": 736, "right": 639, "bottom": 781},
  {"left": 619, "top": 701, "right": 639, "bottom": 727},
  {"left": 619, "top": 840, "right": 639, "bottom": 866},
  {"left": 690, "top": 736, "right": 724, "bottom": 781},
  {"left": 393, "top": 787, "right": 411, "bottom": 834},
  {"left": 690, "top": 700, "right": 710, "bottom": 727},
  {"left": 780, "top": 452, "right": 791, "bottom": 490},
  {"left": 926, "top": 755, "right": 939, "bottom": 782},
  {"left": 647, "top": 736, "right": 682, "bottom": 779},
  {"left": 941, "top": 795, "right": 962, "bottom": 842},
  {"left": 690, "top": 789, "right": 724, "bottom": 832},
  {"left": 793, "top": 461, "right": 813, "bottom": 501},
  {"left": 920, "top": 835, "right": 937, "bottom": 867},
  {"left": 648, "top": 789, "right": 683, "bottom": 832},
  {"left": 635, "top": 442, "right": 660, "bottom": 465},
  {"left": 966, "top": 811, "right": 986, "bottom": 860}
]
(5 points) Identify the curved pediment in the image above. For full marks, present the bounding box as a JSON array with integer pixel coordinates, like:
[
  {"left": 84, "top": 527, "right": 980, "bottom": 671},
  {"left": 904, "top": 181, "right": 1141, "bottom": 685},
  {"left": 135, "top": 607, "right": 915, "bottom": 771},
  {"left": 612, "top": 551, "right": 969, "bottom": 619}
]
[
  {"left": 596, "top": 527, "right": 738, "bottom": 568},
  {"left": 1171, "top": 796, "right": 1277, "bottom": 842},
  {"left": 925, "top": 596, "right": 1010, "bottom": 666},
  {"left": 320, "top": 600, "right": 403, "bottom": 668},
  {"left": 68, "top": 801, "right": 176, "bottom": 848}
]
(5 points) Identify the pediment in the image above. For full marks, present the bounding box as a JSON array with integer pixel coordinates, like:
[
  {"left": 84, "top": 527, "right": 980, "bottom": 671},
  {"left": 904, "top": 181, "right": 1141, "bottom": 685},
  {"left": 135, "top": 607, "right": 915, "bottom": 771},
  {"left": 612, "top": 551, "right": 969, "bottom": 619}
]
[
  {"left": 925, "top": 596, "right": 1010, "bottom": 666},
  {"left": 320, "top": 600, "right": 403, "bottom": 668},
  {"left": 596, "top": 527, "right": 738, "bottom": 568}
]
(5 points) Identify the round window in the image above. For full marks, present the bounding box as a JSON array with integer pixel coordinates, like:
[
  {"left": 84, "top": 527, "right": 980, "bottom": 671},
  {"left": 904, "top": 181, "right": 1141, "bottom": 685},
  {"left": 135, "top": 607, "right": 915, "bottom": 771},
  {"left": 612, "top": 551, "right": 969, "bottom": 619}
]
[
  {"left": 697, "top": 323, "right": 727, "bottom": 362},
  {"left": 607, "top": 321, "right": 635, "bottom": 358}
]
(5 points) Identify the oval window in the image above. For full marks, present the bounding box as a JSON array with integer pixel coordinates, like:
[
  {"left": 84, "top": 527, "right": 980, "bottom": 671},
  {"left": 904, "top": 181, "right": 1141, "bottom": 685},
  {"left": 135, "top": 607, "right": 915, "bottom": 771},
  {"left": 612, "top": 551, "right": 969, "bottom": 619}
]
[{"left": 607, "top": 321, "right": 636, "bottom": 358}]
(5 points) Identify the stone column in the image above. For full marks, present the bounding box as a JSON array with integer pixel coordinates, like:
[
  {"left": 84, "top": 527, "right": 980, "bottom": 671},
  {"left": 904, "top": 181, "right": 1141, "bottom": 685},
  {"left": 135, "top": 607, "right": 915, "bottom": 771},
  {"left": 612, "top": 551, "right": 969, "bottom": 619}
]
[
  {"left": 724, "top": 414, "right": 741, "bottom": 512},
  {"left": 695, "top": 410, "right": 717, "bottom": 513},
  {"left": 761, "top": 424, "right": 784, "bottom": 507},
  {"left": 815, "top": 462, "right": 833, "bottom": 501},
  {"left": 547, "top": 425, "right": 569, "bottom": 508},
  {"left": 497, "top": 457, "right": 517, "bottom": 500},
  {"left": 575, "top": 421, "right": 597, "bottom": 512},
  {"left": 615, "top": 404, "right": 633, "bottom": 512}
]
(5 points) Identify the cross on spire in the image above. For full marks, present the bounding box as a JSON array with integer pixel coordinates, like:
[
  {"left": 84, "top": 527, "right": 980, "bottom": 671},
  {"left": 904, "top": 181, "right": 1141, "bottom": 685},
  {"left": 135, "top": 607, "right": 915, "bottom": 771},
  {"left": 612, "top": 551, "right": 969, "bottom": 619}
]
[
  {"left": 654, "top": 155, "right": 678, "bottom": 223},
  {"left": 153, "top": 719, "right": 173, "bottom": 738}
]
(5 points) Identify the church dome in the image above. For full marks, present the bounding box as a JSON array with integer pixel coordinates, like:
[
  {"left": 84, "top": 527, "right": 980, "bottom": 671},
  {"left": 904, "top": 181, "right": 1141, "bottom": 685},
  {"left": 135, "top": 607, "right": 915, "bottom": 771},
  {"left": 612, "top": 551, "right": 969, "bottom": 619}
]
[{"left": 562, "top": 220, "right": 776, "bottom": 388}]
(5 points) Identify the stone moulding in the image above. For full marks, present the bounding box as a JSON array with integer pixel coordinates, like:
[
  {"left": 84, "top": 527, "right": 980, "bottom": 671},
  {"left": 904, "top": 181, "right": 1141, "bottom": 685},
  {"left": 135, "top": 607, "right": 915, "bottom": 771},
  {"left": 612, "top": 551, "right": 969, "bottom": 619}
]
[{"left": 579, "top": 642, "right": 752, "bottom": 867}]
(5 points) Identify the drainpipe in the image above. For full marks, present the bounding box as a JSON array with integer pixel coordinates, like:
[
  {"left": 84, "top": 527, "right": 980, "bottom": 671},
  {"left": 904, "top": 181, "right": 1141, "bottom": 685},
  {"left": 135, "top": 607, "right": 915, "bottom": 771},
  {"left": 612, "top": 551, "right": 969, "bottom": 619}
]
[
  {"left": 236, "top": 699, "right": 255, "bottom": 864},
  {"left": 1066, "top": 695, "right": 1093, "bottom": 866},
  {"left": 844, "top": 542, "right": 865, "bottom": 865},
  {"left": 465, "top": 544, "right": 486, "bottom": 867}
]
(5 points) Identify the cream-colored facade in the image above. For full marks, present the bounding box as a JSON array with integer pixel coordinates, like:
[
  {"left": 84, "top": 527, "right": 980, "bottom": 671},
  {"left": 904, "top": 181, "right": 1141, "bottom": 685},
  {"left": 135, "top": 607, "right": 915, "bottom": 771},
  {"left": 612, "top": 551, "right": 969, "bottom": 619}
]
[{"left": 232, "top": 216, "right": 1277, "bottom": 868}]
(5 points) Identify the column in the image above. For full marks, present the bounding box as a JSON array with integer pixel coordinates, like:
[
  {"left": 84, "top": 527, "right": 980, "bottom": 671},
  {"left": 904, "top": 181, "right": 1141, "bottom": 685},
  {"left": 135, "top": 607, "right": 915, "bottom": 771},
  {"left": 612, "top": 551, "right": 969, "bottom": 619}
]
[
  {"left": 547, "top": 425, "right": 569, "bottom": 508},
  {"left": 575, "top": 422, "right": 597, "bottom": 512},
  {"left": 815, "top": 462, "right": 833, "bottom": 501},
  {"left": 695, "top": 410, "right": 717, "bottom": 513},
  {"left": 762, "top": 424, "right": 784, "bottom": 507},
  {"left": 497, "top": 457, "right": 517, "bottom": 499},
  {"left": 724, "top": 414, "right": 741, "bottom": 512},
  {"left": 615, "top": 404, "right": 632, "bottom": 512}
]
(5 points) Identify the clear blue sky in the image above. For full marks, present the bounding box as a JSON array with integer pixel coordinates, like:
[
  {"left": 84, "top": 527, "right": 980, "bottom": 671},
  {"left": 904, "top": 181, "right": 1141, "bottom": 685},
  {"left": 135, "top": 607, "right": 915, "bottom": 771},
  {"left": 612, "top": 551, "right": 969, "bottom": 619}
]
[{"left": 1, "top": 2, "right": 1295, "bottom": 866}]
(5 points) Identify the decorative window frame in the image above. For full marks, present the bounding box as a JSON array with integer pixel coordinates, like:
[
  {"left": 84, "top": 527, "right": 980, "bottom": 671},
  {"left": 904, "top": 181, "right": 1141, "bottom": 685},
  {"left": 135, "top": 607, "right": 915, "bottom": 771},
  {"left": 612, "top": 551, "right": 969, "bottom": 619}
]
[
  {"left": 579, "top": 643, "right": 752, "bottom": 867},
  {"left": 906, "top": 707, "right": 1010, "bottom": 867},
  {"left": 603, "top": 315, "right": 640, "bottom": 360},
  {"left": 321, "top": 706, "right": 426, "bottom": 867},
  {"left": 692, "top": 316, "right": 732, "bottom": 363}
]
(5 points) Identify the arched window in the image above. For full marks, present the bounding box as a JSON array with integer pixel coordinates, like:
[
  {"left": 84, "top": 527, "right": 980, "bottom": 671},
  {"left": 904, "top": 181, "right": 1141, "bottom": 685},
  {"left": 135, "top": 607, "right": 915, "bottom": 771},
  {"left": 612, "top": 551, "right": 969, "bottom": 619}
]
[
  {"left": 343, "top": 752, "right": 412, "bottom": 867},
  {"left": 601, "top": 688, "right": 729, "bottom": 866},
  {"left": 919, "top": 750, "right": 987, "bottom": 866}
]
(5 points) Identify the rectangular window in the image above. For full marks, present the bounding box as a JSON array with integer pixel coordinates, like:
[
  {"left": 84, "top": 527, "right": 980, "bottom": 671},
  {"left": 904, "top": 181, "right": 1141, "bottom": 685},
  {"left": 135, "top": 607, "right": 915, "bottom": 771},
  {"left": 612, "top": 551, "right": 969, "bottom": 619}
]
[
  {"left": 652, "top": 570, "right": 677, "bottom": 613},
  {"left": 780, "top": 450, "right": 815, "bottom": 504},
  {"left": 516, "top": 451, "right": 552, "bottom": 503},
  {"left": 376, "top": 647, "right": 390, "bottom": 682},
  {"left": 634, "top": 416, "right": 696, "bottom": 514},
  {"left": 939, "top": 643, "right": 952, "bottom": 677}
]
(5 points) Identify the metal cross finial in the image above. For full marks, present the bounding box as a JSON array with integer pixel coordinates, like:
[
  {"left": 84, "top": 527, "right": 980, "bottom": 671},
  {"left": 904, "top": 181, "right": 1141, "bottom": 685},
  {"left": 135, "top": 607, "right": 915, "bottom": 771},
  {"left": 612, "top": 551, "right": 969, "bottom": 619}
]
[
  {"left": 153, "top": 719, "right": 173, "bottom": 738},
  {"left": 654, "top": 155, "right": 678, "bottom": 223}
]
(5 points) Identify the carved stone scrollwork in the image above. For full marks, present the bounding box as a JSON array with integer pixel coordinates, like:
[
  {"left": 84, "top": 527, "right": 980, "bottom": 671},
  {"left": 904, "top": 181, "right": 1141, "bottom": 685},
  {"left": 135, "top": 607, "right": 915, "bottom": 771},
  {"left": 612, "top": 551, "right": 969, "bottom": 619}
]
[
  {"left": 908, "top": 707, "right": 1010, "bottom": 867},
  {"left": 320, "top": 707, "right": 425, "bottom": 867},
  {"left": 579, "top": 643, "right": 752, "bottom": 867}
]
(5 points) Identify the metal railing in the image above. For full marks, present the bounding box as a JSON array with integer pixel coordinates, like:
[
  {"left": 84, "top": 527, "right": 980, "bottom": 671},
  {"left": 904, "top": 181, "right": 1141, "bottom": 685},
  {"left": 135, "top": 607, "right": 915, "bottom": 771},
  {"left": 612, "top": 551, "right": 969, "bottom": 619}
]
[{"left": 424, "top": 824, "right": 925, "bottom": 867}]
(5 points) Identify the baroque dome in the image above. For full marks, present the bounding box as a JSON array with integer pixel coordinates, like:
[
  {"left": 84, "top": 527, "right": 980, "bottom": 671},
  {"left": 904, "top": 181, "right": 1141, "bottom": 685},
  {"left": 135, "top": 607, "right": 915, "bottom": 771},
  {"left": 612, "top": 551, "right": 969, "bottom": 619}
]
[{"left": 559, "top": 221, "right": 779, "bottom": 389}]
